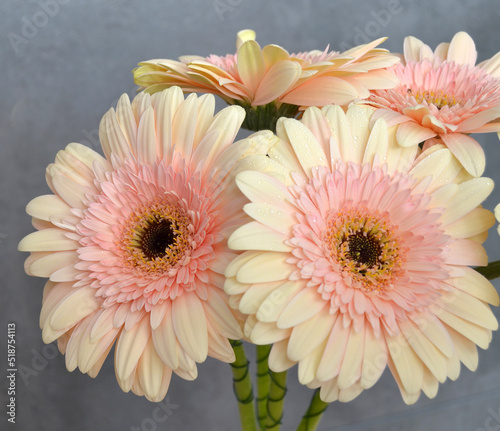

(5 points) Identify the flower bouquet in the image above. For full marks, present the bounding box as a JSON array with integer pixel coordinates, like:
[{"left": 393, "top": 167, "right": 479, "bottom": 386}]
[{"left": 18, "top": 30, "right": 500, "bottom": 430}]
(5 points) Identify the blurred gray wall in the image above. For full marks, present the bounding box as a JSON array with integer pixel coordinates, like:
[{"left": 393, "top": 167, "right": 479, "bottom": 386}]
[{"left": 2, "top": 0, "right": 500, "bottom": 430}]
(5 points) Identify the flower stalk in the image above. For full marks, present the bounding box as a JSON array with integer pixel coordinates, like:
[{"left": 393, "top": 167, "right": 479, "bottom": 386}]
[
  {"left": 265, "top": 370, "right": 287, "bottom": 431},
  {"left": 296, "top": 389, "right": 329, "bottom": 431},
  {"left": 256, "top": 345, "right": 272, "bottom": 430},
  {"left": 230, "top": 340, "right": 258, "bottom": 431},
  {"left": 475, "top": 260, "right": 500, "bottom": 280}
]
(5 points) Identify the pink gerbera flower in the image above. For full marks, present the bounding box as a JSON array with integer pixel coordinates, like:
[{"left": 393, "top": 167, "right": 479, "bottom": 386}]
[
  {"left": 225, "top": 104, "right": 498, "bottom": 404},
  {"left": 134, "top": 29, "right": 399, "bottom": 131},
  {"left": 366, "top": 31, "right": 500, "bottom": 177},
  {"left": 17, "top": 87, "right": 267, "bottom": 401}
]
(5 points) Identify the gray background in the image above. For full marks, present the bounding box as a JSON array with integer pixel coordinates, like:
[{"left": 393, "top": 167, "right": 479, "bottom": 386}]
[{"left": 2, "top": 0, "right": 500, "bottom": 430}]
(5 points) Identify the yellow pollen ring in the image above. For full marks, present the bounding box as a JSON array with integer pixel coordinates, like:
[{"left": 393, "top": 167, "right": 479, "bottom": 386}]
[
  {"left": 119, "top": 202, "right": 192, "bottom": 274},
  {"left": 324, "top": 207, "right": 407, "bottom": 293}
]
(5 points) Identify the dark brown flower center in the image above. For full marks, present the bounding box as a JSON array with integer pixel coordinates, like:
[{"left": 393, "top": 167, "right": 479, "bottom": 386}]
[
  {"left": 347, "top": 233, "right": 381, "bottom": 268},
  {"left": 140, "top": 219, "right": 176, "bottom": 260}
]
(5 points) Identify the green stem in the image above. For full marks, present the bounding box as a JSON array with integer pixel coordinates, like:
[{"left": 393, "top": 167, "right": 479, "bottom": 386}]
[
  {"left": 475, "top": 260, "right": 500, "bottom": 280},
  {"left": 265, "top": 370, "right": 287, "bottom": 431},
  {"left": 256, "top": 345, "right": 272, "bottom": 430},
  {"left": 230, "top": 340, "right": 258, "bottom": 431},
  {"left": 296, "top": 389, "right": 329, "bottom": 431},
  {"left": 237, "top": 101, "right": 301, "bottom": 133}
]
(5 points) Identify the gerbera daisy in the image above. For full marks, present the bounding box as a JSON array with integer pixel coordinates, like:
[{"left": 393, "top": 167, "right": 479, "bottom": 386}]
[
  {"left": 225, "top": 104, "right": 499, "bottom": 404},
  {"left": 18, "top": 87, "right": 268, "bottom": 402},
  {"left": 134, "top": 29, "right": 399, "bottom": 131},
  {"left": 366, "top": 31, "right": 500, "bottom": 177}
]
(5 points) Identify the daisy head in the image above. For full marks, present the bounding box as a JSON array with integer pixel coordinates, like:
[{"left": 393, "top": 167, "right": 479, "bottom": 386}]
[
  {"left": 225, "top": 104, "right": 498, "bottom": 404},
  {"left": 134, "top": 30, "right": 399, "bottom": 131},
  {"left": 18, "top": 87, "right": 270, "bottom": 401},
  {"left": 366, "top": 31, "right": 500, "bottom": 177}
]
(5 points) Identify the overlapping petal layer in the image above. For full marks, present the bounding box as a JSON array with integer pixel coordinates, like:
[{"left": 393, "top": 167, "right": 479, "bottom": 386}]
[{"left": 134, "top": 29, "right": 399, "bottom": 109}]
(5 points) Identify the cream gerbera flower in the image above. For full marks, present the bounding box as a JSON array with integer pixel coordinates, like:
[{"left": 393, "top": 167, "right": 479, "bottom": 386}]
[
  {"left": 366, "top": 31, "right": 500, "bottom": 177},
  {"left": 18, "top": 87, "right": 269, "bottom": 402},
  {"left": 225, "top": 104, "right": 499, "bottom": 404},
  {"left": 134, "top": 29, "right": 399, "bottom": 131}
]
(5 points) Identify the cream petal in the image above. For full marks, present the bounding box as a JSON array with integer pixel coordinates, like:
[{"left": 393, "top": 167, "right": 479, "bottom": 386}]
[
  {"left": 50, "top": 287, "right": 100, "bottom": 331},
  {"left": 447, "top": 31, "right": 477, "bottom": 65},
  {"left": 151, "top": 86, "right": 184, "bottom": 160},
  {"left": 262, "top": 43, "right": 290, "bottom": 66},
  {"left": 29, "top": 251, "right": 78, "bottom": 278},
  {"left": 360, "top": 325, "right": 387, "bottom": 389},
  {"left": 298, "top": 339, "right": 327, "bottom": 385},
  {"left": 253, "top": 61, "right": 301, "bottom": 106},
  {"left": 136, "top": 105, "right": 158, "bottom": 164},
  {"left": 399, "top": 319, "right": 447, "bottom": 382},
  {"left": 396, "top": 122, "right": 437, "bottom": 147},
  {"left": 229, "top": 221, "right": 291, "bottom": 252},
  {"left": 206, "top": 319, "right": 235, "bottom": 363},
  {"left": 440, "top": 133, "right": 485, "bottom": 177},
  {"left": 319, "top": 378, "right": 339, "bottom": 403},
  {"left": 198, "top": 105, "right": 245, "bottom": 174},
  {"left": 100, "top": 108, "right": 133, "bottom": 161},
  {"left": 448, "top": 267, "right": 499, "bottom": 306},
  {"left": 421, "top": 368, "right": 439, "bottom": 399},
  {"left": 269, "top": 339, "right": 296, "bottom": 373},
  {"left": 172, "top": 293, "right": 208, "bottom": 363},
  {"left": 281, "top": 76, "right": 358, "bottom": 106},
  {"left": 26, "top": 194, "right": 72, "bottom": 221},
  {"left": 343, "top": 105, "right": 375, "bottom": 164},
  {"left": 115, "top": 94, "right": 138, "bottom": 151},
  {"left": 316, "top": 315, "right": 348, "bottom": 382},
  {"left": 19, "top": 229, "right": 79, "bottom": 252},
  {"left": 386, "top": 331, "right": 424, "bottom": 395},
  {"left": 203, "top": 288, "right": 243, "bottom": 339},
  {"left": 444, "top": 239, "right": 488, "bottom": 266},
  {"left": 152, "top": 311, "right": 179, "bottom": 369},
  {"left": 478, "top": 51, "right": 500, "bottom": 77},
  {"left": 256, "top": 280, "right": 304, "bottom": 323},
  {"left": 65, "top": 315, "right": 93, "bottom": 371},
  {"left": 138, "top": 338, "right": 172, "bottom": 402},
  {"left": 79, "top": 322, "right": 119, "bottom": 373},
  {"left": 237, "top": 39, "right": 265, "bottom": 95},
  {"left": 362, "top": 117, "right": 388, "bottom": 165},
  {"left": 239, "top": 282, "right": 277, "bottom": 315},
  {"left": 243, "top": 202, "right": 296, "bottom": 234},
  {"left": 236, "top": 252, "right": 295, "bottom": 284},
  {"left": 235, "top": 170, "right": 292, "bottom": 208},
  {"left": 438, "top": 290, "right": 498, "bottom": 330},
  {"left": 225, "top": 251, "right": 261, "bottom": 278},
  {"left": 281, "top": 118, "right": 328, "bottom": 176},
  {"left": 90, "top": 304, "right": 120, "bottom": 342},
  {"left": 50, "top": 265, "right": 81, "bottom": 282},
  {"left": 444, "top": 325, "right": 478, "bottom": 371},
  {"left": 249, "top": 320, "right": 291, "bottom": 344},
  {"left": 115, "top": 317, "right": 151, "bottom": 381},
  {"left": 337, "top": 328, "right": 365, "bottom": 390},
  {"left": 436, "top": 308, "right": 490, "bottom": 349},
  {"left": 277, "top": 288, "right": 327, "bottom": 329},
  {"left": 408, "top": 313, "right": 454, "bottom": 358},
  {"left": 403, "top": 36, "right": 425, "bottom": 62},
  {"left": 439, "top": 177, "right": 493, "bottom": 225},
  {"left": 287, "top": 309, "right": 335, "bottom": 361}
]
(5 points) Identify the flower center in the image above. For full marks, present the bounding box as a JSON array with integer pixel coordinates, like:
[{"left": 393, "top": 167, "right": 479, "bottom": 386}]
[
  {"left": 139, "top": 218, "right": 176, "bottom": 260},
  {"left": 324, "top": 206, "right": 407, "bottom": 292},
  {"left": 346, "top": 233, "right": 382, "bottom": 267},
  {"left": 121, "top": 202, "right": 192, "bottom": 274},
  {"left": 408, "top": 89, "right": 457, "bottom": 109}
]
